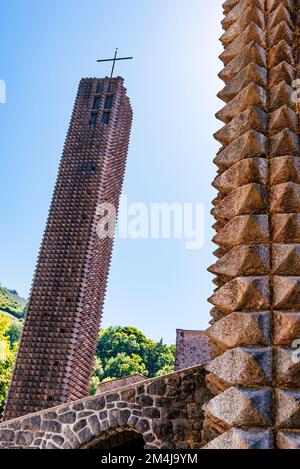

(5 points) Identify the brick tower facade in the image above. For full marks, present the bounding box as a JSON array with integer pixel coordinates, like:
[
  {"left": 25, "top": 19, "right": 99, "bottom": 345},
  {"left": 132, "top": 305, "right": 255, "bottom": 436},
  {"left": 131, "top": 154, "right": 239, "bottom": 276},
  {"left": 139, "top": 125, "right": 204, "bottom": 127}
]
[
  {"left": 3, "top": 77, "right": 132, "bottom": 420},
  {"left": 203, "top": 0, "right": 300, "bottom": 449}
]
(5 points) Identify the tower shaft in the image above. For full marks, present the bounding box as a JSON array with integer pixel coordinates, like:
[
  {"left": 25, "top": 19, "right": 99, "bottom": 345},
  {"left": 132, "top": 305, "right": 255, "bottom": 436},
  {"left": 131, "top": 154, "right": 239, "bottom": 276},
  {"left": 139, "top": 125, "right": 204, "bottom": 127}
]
[{"left": 4, "top": 77, "right": 132, "bottom": 420}]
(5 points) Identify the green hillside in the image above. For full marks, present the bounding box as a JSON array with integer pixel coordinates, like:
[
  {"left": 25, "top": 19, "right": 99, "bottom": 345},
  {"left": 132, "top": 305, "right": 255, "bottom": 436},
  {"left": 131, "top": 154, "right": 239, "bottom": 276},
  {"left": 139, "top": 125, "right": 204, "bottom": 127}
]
[{"left": 0, "top": 287, "right": 27, "bottom": 320}]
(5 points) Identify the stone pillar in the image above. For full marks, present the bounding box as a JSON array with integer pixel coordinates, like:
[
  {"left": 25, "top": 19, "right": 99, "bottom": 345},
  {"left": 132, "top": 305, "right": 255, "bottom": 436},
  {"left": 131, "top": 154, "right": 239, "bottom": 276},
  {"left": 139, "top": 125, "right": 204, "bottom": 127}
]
[{"left": 204, "top": 0, "right": 300, "bottom": 449}]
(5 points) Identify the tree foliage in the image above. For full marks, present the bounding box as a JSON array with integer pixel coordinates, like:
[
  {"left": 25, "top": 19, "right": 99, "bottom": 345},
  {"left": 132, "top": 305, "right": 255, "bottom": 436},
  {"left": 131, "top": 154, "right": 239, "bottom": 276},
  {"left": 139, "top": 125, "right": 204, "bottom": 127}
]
[
  {"left": 91, "top": 326, "right": 175, "bottom": 394},
  {"left": 0, "top": 315, "right": 18, "bottom": 413},
  {"left": 0, "top": 314, "right": 175, "bottom": 401}
]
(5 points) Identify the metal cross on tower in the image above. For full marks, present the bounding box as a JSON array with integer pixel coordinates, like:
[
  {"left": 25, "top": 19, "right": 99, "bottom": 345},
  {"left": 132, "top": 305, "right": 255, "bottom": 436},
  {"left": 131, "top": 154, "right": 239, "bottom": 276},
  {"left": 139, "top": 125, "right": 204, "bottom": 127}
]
[{"left": 97, "top": 48, "right": 133, "bottom": 79}]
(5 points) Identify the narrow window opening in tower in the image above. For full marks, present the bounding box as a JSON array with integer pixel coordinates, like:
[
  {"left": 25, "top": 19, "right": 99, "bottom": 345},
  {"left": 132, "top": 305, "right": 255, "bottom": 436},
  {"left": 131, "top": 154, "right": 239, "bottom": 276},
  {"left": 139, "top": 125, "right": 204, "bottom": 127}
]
[
  {"left": 92, "top": 97, "right": 101, "bottom": 110},
  {"left": 104, "top": 95, "right": 113, "bottom": 110},
  {"left": 96, "top": 82, "right": 104, "bottom": 94},
  {"left": 108, "top": 82, "right": 115, "bottom": 93},
  {"left": 90, "top": 112, "right": 98, "bottom": 127},
  {"left": 102, "top": 112, "right": 110, "bottom": 124},
  {"left": 2, "top": 77, "right": 133, "bottom": 421}
]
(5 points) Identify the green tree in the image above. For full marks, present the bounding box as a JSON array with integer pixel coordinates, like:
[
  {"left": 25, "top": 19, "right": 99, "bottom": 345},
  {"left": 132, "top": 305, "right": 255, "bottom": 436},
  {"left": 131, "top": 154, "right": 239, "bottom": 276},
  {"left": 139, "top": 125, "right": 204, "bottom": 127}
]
[
  {"left": 145, "top": 340, "right": 176, "bottom": 376},
  {"left": 103, "top": 352, "right": 148, "bottom": 380},
  {"left": 7, "top": 320, "right": 23, "bottom": 347},
  {"left": 96, "top": 326, "right": 153, "bottom": 364},
  {"left": 0, "top": 315, "right": 17, "bottom": 413},
  {"left": 90, "top": 357, "right": 104, "bottom": 396},
  {"left": 95, "top": 326, "right": 175, "bottom": 385}
]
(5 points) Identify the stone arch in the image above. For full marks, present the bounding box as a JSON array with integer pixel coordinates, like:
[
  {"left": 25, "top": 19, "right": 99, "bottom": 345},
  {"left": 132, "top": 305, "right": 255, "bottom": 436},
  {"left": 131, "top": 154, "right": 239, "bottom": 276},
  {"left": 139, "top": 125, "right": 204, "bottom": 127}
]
[
  {"left": 0, "top": 366, "right": 211, "bottom": 449},
  {"left": 80, "top": 426, "right": 147, "bottom": 450},
  {"left": 60, "top": 406, "right": 156, "bottom": 450}
]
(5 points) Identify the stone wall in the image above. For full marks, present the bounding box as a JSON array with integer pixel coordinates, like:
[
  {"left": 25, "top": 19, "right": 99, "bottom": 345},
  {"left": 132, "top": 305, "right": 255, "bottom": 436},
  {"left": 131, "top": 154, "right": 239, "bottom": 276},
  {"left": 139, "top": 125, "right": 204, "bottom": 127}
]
[
  {"left": 175, "top": 330, "right": 211, "bottom": 370},
  {"left": 96, "top": 375, "right": 146, "bottom": 394},
  {"left": 0, "top": 366, "right": 212, "bottom": 450}
]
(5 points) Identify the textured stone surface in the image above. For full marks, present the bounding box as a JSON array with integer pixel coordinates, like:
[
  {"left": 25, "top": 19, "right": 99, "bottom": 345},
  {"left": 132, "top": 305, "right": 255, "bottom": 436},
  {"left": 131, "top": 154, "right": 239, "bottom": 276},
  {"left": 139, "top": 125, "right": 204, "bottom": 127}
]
[
  {"left": 175, "top": 330, "right": 211, "bottom": 370},
  {"left": 206, "top": 0, "right": 300, "bottom": 448},
  {"left": 204, "top": 428, "right": 274, "bottom": 449},
  {"left": 0, "top": 365, "right": 211, "bottom": 449}
]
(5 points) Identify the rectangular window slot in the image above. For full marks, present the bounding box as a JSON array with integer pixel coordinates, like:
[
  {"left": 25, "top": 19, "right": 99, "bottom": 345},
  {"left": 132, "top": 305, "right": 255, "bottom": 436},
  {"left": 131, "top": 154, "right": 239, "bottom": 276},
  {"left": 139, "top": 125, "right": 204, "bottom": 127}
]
[
  {"left": 96, "top": 82, "right": 104, "bottom": 94},
  {"left": 102, "top": 112, "right": 110, "bottom": 124},
  {"left": 90, "top": 112, "right": 98, "bottom": 127},
  {"left": 108, "top": 82, "right": 115, "bottom": 93},
  {"left": 92, "top": 97, "right": 101, "bottom": 110},
  {"left": 104, "top": 95, "right": 113, "bottom": 110}
]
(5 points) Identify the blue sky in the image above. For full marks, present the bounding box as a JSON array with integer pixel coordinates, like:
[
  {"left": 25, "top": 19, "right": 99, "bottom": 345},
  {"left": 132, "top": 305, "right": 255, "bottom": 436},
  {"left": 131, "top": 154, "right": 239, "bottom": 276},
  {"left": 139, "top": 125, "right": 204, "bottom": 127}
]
[{"left": 0, "top": 0, "right": 223, "bottom": 344}]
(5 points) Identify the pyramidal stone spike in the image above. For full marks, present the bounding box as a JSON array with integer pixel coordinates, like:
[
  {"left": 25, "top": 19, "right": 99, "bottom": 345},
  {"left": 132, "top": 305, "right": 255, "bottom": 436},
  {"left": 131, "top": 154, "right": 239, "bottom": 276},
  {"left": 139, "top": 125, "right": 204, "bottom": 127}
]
[
  {"left": 269, "top": 105, "right": 297, "bottom": 135},
  {"left": 218, "top": 62, "right": 267, "bottom": 103},
  {"left": 220, "top": 7, "right": 265, "bottom": 47},
  {"left": 211, "top": 183, "right": 267, "bottom": 221},
  {"left": 270, "top": 182, "right": 300, "bottom": 213},
  {"left": 270, "top": 156, "right": 300, "bottom": 186},
  {"left": 267, "top": 0, "right": 294, "bottom": 14},
  {"left": 207, "top": 311, "right": 271, "bottom": 348},
  {"left": 269, "top": 40, "right": 293, "bottom": 68},
  {"left": 275, "top": 389, "right": 300, "bottom": 428},
  {"left": 273, "top": 276, "right": 300, "bottom": 309},
  {"left": 216, "top": 83, "right": 267, "bottom": 124},
  {"left": 209, "top": 244, "right": 269, "bottom": 278},
  {"left": 277, "top": 432, "right": 300, "bottom": 450},
  {"left": 274, "top": 311, "right": 300, "bottom": 346},
  {"left": 213, "top": 157, "right": 267, "bottom": 193},
  {"left": 204, "top": 428, "right": 274, "bottom": 449},
  {"left": 272, "top": 244, "right": 300, "bottom": 275},
  {"left": 268, "top": 4, "right": 293, "bottom": 31},
  {"left": 203, "top": 387, "right": 273, "bottom": 428},
  {"left": 270, "top": 129, "right": 299, "bottom": 157},
  {"left": 219, "top": 22, "right": 266, "bottom": 65},
  {"left": 269, "top": 61, "right": 295, "bottom": 87},
  {"left": 272, "top": 213, "right": 300, "bottom": 243},
  {"left": 214, "top": 130, "right": 266, "bottom": 171},
  {"left": 269, "top": 81, "right": 294, "bottom": 111},
  {"left": 214, "top": 107, "right": 267, "bottom": 146},
  {"left": 222, "top": 0, "right": 240, "bottom": 15},
  {"left": 208, "top": 276, "right": 270, "bottom": 313},
  {"left": 268, "top": 21, "right": 294, "bottom": 48},
  {"left": 221, "top": 0, "right": 264, "bottom": 30},
  {"left": 219, "top": 42, "right": 267, "bottom": 84},
  {"left": 206, "top": 347, "right": 273, "bottom": 387},
  {"left": 213, "top": 214, "right": 269, "bottom": 249},
  {"left": 275, "top": 347, "right": 300, "bottom": 388}
]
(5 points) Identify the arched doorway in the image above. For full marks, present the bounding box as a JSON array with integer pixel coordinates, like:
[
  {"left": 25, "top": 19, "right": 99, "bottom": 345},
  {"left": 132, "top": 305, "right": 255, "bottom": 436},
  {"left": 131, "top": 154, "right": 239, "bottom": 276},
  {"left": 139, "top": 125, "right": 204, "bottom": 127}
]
[{"left": 88, "top": 430, "right": 145, "bottom": 450}]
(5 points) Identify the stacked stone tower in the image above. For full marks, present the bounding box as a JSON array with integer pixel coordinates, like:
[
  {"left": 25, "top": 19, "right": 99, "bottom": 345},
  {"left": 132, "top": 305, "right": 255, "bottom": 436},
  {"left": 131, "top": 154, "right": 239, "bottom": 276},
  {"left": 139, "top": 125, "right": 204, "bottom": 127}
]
[
  {"left": 204, "top": 0, "right": 300, "bottom": 449},
  {"left": 3, "top": 77, "right": 132, "bottom": 420}
]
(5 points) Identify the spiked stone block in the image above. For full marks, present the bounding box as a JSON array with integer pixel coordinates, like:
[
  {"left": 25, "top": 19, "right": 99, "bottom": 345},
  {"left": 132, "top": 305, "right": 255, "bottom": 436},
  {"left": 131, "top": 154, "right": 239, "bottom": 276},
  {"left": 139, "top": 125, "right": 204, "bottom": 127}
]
[{"left": 204, "top": 0, "right": 300, "bottom": 449}]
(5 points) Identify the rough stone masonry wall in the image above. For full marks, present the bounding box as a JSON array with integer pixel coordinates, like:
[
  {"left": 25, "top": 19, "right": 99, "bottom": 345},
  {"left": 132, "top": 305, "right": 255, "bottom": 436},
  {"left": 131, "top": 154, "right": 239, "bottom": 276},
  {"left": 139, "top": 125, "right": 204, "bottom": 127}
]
[
  {"left": 0, "top": 366, "right": 212, "bottom": 450},
  {"left": 204, "top": 0, "right": 300, "bottom": 449},
  {"left": 175, "top": 330, "right": 211, "bottom": 370}
]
